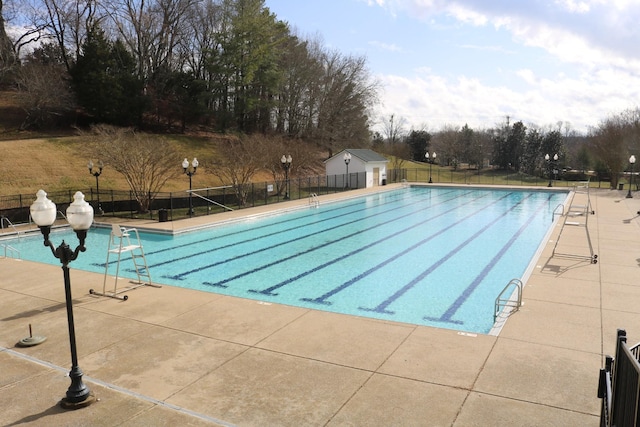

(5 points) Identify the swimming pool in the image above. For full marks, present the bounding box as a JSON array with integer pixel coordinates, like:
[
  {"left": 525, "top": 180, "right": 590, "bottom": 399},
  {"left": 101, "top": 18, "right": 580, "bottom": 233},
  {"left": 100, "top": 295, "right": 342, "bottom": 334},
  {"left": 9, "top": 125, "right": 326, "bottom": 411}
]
[{"left": 5, "top": 187, "right": 568, "bottom": 334}]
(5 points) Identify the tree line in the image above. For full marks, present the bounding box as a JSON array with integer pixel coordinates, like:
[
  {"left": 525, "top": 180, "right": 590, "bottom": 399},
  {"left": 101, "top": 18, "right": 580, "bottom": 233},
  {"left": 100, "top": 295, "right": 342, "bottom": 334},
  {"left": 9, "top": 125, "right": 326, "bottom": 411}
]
[
  {"left": 2, "top": 0, "right": 640, "bottom": 194},
  {"left": 374, "top": 111, "right": 640, "bottom": 190},
  {"left": 0, "top": 0, "right": 377, "bottom": 155}
]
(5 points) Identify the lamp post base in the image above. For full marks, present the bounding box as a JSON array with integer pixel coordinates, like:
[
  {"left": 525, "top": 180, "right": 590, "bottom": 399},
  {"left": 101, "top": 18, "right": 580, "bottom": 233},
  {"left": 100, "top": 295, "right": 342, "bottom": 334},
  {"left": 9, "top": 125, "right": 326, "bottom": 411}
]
[{"left": 60, "top": 392, "right": 96, "bottom": 410}]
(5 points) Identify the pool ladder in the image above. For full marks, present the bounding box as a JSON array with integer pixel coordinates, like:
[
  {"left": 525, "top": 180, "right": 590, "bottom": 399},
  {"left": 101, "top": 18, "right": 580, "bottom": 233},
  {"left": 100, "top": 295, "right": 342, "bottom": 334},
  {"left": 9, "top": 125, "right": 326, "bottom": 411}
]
[
  {"left": 553, "top": 203, "right": 564, "bottom": 222},
  {"left": 494, "top": 278, "right": 523, "bottom": 321},
  {"left": 309, "top": 193, "right": 320, "bottom": 208},
  {"left": 1, "top": 217, "right": 22, "bottom": 259},
  {"left": 1, "top": 243, "right": 20, "bottom": 259},
  {"left": 90, "top": 224, "right": 160, "bottom": 300}
]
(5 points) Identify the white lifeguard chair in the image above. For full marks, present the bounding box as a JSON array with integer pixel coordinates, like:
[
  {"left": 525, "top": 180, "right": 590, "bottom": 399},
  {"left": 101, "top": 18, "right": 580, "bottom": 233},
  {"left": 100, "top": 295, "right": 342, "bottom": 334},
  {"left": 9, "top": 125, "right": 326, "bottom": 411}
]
[
  {"left": 552, "top": 181, "right": 597, "bottom": 264},
  {"left": 90, "top": 224, "right": 160, "bottom": 300}
]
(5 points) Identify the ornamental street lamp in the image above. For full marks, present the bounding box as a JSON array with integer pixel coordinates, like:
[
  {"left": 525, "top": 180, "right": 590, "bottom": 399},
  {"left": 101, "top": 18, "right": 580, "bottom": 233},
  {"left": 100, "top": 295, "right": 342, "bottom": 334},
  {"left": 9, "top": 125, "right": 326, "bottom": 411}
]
[
  {"left": 545, "top": 153, "right": 558, "bottom": 187},
  {"left": 425, "top": 151, "right": 437, "bottom": 183},
  {"left": 281, "top": 154, "right": 292, "bottom": 199},
  {"left": 182, "top": 157, "right": 198, "bottom": 217},
  {"left": 87, "top": 160, "right": 104, "bottom": 215},
  {"left": 343, "top": 152, "right": 352, "bottom": 188},
  {"left": 627, "top": 155, "right": 636, "bottom": 198},
  {"left": 30, "top": 190, "right": 96, "bottom": 409}
]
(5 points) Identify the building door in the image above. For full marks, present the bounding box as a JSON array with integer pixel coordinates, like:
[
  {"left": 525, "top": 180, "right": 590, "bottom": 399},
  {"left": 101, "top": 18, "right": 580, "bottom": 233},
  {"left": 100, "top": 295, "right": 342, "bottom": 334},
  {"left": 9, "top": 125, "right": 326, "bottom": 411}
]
[{"left": 373, "top": 167, "right": 380, "bottom": 186}]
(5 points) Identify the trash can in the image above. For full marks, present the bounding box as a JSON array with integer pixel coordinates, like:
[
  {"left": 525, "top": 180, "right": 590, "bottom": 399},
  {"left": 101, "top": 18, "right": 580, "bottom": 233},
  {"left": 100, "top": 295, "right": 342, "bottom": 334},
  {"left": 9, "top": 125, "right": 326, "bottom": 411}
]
[
  {"left": 382, "top": 179, "right": 387, "bottom": 186},
  {"left": 619, "top": 183, "right": 624, "bottom": 191},
  {"left": 158, "top": 209, "right": 168, "bottom": 222}
]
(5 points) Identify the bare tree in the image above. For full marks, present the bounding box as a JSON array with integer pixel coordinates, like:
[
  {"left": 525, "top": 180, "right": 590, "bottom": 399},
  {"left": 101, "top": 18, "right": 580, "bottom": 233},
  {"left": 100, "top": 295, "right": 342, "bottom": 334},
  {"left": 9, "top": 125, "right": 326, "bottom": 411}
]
[
  {"left": 33, "top": 0, "right": 100, "bottom": 72},
  {"left": 105, "top": 0, "right": 198, "bottom": 81},
  {"left": 15, "top": 58, "right": 75, "bottom": 129},
  {"left": 313, "top": 48, "right": 378, "bottom": 156},
  {"left": 432, "top": 125, "right": 460, "bottom": 169},
  {"left": 0, "top": 0, "right": 17, "bottom": 79},
  {"left": 588, "top": 109, "right": 640, "bottom": 189},
  {"left": 381, "top": 114, "right": 406, "bottom": 145},
  {"left": 208, "top": 134, "right": 267, "bottom": 206},
  {"left": 84, "top": 124, "right": 180, "bottom": 212},
  {"left": 262, "top": 136, "right": 319, "bottom": 196}
]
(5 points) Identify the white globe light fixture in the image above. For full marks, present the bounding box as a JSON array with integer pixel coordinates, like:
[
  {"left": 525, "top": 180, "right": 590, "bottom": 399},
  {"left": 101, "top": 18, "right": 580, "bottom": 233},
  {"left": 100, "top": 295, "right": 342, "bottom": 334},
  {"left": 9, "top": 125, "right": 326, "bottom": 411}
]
[{"left": 29, "top": 190, "right": 95, "bottom": 409}]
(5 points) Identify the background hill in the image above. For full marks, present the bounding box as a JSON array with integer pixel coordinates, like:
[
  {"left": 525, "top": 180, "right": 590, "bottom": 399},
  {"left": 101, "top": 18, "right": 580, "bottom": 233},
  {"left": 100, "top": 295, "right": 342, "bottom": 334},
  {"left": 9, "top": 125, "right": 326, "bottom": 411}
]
[{"left": 0, "top": 91, "right": 325, "bottom": 197}]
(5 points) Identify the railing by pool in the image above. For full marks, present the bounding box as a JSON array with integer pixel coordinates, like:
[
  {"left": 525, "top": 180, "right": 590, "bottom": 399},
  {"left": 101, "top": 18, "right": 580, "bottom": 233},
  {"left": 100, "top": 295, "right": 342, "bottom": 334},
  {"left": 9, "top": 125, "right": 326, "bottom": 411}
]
[{"left": 599, "top": 329, "right": 640, "bottom": 427}]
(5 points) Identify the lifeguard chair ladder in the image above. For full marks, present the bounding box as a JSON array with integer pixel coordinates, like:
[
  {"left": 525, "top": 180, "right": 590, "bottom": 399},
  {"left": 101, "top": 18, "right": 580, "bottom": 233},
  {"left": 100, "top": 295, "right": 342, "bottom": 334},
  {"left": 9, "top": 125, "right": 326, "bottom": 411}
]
[
  {"left": 552, "top": 181, "right": 598, "bottom": 264},
  {"left": 90, "top": 224, "right": 160, "bottom": 300}
]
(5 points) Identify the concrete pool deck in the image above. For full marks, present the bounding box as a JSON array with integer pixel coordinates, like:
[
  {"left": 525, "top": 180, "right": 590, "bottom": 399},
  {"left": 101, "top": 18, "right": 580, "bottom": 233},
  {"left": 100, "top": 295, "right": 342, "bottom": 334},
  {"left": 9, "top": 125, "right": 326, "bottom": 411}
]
[{"left": 1, "top": 184, "right": 639, "bottom": 426}]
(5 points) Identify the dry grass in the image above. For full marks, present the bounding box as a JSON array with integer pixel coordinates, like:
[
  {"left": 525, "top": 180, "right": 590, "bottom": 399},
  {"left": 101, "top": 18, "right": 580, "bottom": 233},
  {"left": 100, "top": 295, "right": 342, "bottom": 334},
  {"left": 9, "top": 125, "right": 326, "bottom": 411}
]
[
  {"left": 0, "top": 135, "right": 231, "bottom": 196},
  {"left": 0, "top": 91, "right": 327, "bottom": 197}
]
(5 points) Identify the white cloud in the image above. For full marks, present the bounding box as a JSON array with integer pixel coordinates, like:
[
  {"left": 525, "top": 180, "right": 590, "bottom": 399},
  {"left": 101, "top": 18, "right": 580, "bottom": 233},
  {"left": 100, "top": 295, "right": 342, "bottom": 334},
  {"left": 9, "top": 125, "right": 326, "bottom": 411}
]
[
  {"left": 374, "top": 58, "right": 640, "bottom": 134},
  {"left": 381, "top": 0, "right": 640, "bottom": 65},
  {"left": 369, "top": 40, "right": 405, "bottom": 52},
  {"left": 367, "top": 0, "right": 640, "bottom": 133},
  {"left": 555, "top": 0, "right": 591, "bottom": 13}
]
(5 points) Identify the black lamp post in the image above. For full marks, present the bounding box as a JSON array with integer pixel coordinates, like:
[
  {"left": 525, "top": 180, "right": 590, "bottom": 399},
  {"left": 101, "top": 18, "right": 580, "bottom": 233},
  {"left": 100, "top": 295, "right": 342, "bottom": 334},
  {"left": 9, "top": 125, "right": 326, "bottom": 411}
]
[
  {"left": 343, "top": 152, "right": 351, "bottom": 188},
  {"left": 425, "top": 151, "right": 436, "bottom": 183},
  {"left": 627, "top": 155, "right": 636, "bottom": 198},
  {"left": 87, "top": 160, "right": 103, "bottom": 215},
  {"left": 545, "top": 153, "right": 558, "bottom": 187},
  {"left": 182, "top": 157, "right": 198, "bottom": 217},
  {"left": 30, "top": 190, "right": 96, "bottom": 409},
  {"left": 281, "top": 154, "right": 292, "bottom": 199}
]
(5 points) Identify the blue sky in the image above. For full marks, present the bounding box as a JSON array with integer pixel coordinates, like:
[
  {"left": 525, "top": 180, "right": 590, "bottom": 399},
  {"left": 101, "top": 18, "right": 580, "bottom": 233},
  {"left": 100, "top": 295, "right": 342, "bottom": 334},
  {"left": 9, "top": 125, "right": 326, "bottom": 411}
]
[{"left": 264, "top": 0, "right": 640, "bottom": 135}]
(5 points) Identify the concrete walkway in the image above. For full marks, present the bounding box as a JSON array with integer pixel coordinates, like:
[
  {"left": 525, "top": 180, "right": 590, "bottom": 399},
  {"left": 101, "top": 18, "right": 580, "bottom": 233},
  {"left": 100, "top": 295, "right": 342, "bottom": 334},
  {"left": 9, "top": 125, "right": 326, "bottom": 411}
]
[{"left": 2, "top": 185, "right": 640, "bottom": 426}]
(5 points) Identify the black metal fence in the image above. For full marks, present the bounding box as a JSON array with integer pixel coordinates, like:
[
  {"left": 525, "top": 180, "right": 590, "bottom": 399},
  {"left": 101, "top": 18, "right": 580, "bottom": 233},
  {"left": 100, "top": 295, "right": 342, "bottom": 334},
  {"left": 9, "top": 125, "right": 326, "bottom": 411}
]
[
  {"left": 0, "top": 171, "right": 368, "bottom": 225},
  {"left": 599, "top": 329, "right": 640, "bottom": 427},
  {"left": 0, "top": 166, "right": 616, "bottom": 226}
]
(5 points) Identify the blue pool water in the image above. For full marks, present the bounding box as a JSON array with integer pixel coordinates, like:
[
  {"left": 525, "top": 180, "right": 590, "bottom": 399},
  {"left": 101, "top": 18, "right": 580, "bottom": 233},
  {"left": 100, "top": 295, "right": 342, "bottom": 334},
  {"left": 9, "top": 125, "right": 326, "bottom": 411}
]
[{"left": 5, "top": 187, "right": 568, "bottom": 334}]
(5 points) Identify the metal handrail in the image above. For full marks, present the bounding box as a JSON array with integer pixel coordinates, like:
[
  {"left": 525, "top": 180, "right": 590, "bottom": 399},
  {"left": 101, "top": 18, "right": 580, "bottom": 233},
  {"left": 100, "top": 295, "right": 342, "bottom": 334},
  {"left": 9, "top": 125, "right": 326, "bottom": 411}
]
[
  {"left": 189, "top": 190, "right": 234, "bottom": 211},
  {"left": 553, "top": 203, "right": 564, "bottom": 222},
  {"left": 1, "top": 243, "right": 21, "bottom": 259},
  {"left": 494, "top": 278, "right": 523, "bottom": 321},
  {"left": 308, "top": 193, "right": 319, "bottom": 208}
]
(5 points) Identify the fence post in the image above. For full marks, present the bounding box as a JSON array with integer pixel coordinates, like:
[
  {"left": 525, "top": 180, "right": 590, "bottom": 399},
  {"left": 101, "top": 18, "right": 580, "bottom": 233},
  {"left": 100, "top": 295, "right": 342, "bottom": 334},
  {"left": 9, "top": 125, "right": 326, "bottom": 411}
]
[{"left": 611, "top": 329, "right": 627, "bottom": 425}]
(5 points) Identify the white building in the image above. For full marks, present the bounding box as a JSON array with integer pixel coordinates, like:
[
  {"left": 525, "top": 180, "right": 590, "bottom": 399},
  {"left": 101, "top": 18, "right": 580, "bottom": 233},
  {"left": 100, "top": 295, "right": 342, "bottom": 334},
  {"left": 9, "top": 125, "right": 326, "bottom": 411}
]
[{"left": 324, "top": 149, "right": 389, "bottom": 188}]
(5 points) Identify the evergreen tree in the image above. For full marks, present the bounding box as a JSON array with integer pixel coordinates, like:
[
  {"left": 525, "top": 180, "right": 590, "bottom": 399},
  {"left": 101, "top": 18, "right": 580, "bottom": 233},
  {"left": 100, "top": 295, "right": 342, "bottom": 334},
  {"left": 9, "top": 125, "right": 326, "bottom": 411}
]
[
  {"left": 521, "top": 128, "right": 542, "bottom": 175},
  {"left": 70, "top": 25, "right": 146, "bottom": 126},
  {"left": 207, "top": 0, "right": 286, "bottom": 132},
  {"left": 406, "top": 130, "right": 431, "bottom": 161}
]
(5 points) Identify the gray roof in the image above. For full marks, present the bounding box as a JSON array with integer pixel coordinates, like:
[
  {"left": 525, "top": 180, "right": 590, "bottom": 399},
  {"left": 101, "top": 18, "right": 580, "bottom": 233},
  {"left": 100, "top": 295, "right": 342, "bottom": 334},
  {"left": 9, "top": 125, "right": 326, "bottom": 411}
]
[{"left": 326, "top": 149, "right": 388, "bottom": 163}]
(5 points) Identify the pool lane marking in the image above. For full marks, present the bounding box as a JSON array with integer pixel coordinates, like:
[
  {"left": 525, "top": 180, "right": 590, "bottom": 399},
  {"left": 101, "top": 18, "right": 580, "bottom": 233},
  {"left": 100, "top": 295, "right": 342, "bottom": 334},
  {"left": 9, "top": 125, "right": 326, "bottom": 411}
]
[
  {"left": 358, "top": 192, "right": 536, "bottom": 316},
  {"left": 94, "top": 188, "right": 435, "bottom": 271},
  {"left": 199, "top": 190, "right": 478, "bottom": 288},
  {"left": 93, "top": 189, "right": 417, "bottom": 268},
  {"left": 423, "top": 193, "right": 553, "bottom": 325},
  {"left": 298, "top": 191, "right": 513, "bottom": 304},
  {"left": 257, "top": 191, "right": 501, "bottom": 297},
  {"left": 169, "top": 189, "right": 460, "bottom": 282}
]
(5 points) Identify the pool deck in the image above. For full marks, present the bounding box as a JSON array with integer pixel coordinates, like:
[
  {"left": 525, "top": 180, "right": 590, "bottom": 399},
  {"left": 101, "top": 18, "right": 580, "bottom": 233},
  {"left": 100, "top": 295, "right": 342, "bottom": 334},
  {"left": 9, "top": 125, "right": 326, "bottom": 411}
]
[{"left": 2, "top": 184, "right": 639, "bottom": 426}]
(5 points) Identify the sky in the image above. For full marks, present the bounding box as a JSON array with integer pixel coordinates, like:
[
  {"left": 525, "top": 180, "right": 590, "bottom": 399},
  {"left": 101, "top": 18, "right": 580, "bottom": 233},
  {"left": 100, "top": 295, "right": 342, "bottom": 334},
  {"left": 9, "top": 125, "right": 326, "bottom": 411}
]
[{"left": 264, "top": 0, "right": 640, "bottom": 135}]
